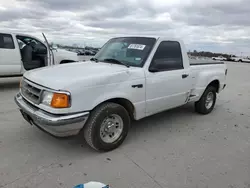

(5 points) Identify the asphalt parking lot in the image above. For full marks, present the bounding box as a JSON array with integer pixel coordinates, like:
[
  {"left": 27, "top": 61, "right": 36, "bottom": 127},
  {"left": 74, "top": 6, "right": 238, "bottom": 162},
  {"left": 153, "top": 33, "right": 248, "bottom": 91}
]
[{"left": 0, "top": 62, "right": 250, "bottom": 188}]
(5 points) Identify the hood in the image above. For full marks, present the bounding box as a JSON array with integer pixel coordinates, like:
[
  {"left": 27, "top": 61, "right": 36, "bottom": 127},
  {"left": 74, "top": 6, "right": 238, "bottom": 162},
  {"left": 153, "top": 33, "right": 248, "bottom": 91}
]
[
  {"left": 53, "top": 49, "right": 78, "bottom": 61},
  {"left": 55, "top": 49, "right": 77, "bottom": 55},
  {"left": 24, "top": 62, "right": 141, "bottom": 90}
]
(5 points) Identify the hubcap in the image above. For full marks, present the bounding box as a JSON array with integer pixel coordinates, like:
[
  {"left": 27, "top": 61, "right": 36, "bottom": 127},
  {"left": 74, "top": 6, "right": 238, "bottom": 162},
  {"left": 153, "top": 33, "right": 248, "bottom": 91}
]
[
  {"left": 205, "top": 92, "right": 214, "bottom": 109},
  {"left": 100, "top": 114, "right": 124, "bottom": 143}
]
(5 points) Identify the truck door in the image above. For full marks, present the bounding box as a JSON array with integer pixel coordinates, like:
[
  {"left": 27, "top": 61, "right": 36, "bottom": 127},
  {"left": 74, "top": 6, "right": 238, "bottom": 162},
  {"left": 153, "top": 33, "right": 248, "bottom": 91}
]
[
  {"left": 145, "top": 40, "right": 192, "bottom": 115},
  {"left": 42, "top": 33, "right": 54, "bottom": 66},
  {"left": 0, "top": 33, "right": 21, "bottom": 76}
]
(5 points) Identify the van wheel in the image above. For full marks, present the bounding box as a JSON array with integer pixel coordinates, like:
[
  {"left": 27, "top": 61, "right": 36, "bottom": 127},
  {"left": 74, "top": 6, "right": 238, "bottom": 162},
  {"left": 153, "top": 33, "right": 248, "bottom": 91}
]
[
  {"left": 195, "top": 86, "right": 217, "bottom": 114},
  {"left": 83, "top": 102, "right": 130, "bottom": 151}
]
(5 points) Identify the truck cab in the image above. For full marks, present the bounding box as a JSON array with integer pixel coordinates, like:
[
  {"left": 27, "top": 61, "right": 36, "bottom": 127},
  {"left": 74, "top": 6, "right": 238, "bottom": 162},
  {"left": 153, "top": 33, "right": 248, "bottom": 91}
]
[
  {"left": 0, "top": 32, "right": 78, "bottom": 77},
  {"left": 15, "top": 36, "right": 227, "bottom": 151}
]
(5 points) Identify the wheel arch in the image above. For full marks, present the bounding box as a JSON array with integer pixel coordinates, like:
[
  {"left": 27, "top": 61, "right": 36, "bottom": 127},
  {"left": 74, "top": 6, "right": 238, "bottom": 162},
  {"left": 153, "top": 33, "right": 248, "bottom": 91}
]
[
  {"left": 207, "top": 79, "right": 220, "bottom": 93},
  {"left": 94, "top": 98, "right": 135, "bottom": 120},
  {"left": 60, "top": 60, "right": 76, "bottom": 64}
]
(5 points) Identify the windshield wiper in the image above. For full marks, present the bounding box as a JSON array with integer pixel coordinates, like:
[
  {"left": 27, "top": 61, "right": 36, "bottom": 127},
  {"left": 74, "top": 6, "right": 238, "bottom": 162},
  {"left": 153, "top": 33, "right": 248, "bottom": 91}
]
[
  {"left": 103, "top": 58, "right": 130, "bottom": 68},
  {"left": 90, "top": 57, "right": 99, "bottom": 62}
]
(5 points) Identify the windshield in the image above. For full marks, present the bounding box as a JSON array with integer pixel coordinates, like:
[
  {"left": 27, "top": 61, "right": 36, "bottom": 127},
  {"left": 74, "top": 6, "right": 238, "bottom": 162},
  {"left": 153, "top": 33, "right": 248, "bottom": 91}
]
[{"left": 95, "top": 37, "right": 156, "bottom": 67}]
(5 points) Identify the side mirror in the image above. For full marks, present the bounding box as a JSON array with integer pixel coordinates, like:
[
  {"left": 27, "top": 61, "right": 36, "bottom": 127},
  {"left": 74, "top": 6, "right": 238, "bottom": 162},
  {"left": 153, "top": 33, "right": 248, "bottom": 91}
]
[
  {"left": 149, "top": 66, "right": 160, "bottom": 73},
  {"left": 149, "top": 59, "right": 161, "bottom": 73},
  {"left": 50, "top": 47, "right": 58, "bottom": 52}
]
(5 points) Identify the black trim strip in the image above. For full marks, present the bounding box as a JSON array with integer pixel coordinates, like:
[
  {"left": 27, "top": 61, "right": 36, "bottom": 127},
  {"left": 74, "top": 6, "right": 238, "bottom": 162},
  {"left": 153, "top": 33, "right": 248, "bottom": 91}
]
[
  {"left": 190, "top": 62, "right": 224, "bottom": 66},
  {"left": 0, "top": 74, "right": 22, "bottom": 78}
]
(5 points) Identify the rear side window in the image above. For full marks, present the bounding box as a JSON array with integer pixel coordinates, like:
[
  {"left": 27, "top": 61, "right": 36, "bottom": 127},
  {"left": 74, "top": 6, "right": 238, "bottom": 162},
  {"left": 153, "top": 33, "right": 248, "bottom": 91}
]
[
  {"left": 0, "top": 34, "right": 15, "bottom": 49},
  {"left": 150, "top": 41, "right": 183, "bottom": 71}
]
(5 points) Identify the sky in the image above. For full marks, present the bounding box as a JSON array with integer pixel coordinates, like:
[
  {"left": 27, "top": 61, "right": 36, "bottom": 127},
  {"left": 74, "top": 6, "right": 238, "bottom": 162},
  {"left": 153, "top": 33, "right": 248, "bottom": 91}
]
[{"left": 0, "top": 0, "right": 250, "bottom": 55}]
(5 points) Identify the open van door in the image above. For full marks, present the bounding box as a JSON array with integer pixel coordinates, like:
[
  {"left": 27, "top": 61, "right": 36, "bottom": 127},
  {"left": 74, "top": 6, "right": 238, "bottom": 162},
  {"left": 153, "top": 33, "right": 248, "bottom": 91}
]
[{"left": 42, "top": 33, "right": 54, "bottom": 66}]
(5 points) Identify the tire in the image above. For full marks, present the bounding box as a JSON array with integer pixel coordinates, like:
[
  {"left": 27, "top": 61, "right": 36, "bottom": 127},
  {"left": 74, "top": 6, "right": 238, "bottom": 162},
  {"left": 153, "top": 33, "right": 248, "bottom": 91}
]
[
  {"left": 195, "top": 86, "right": 217, "bottom": 114},
  {"left": 239, "top": 59, "right": 242, "bottom": 62},
  {"left": 83, "top": 102, "right": 130, "bottom": 151}
]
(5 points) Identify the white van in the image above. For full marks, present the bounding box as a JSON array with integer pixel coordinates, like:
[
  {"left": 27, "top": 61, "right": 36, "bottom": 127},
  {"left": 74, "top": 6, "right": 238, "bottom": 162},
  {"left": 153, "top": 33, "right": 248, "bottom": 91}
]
[{"left": 0, "top": 32, "right": 78, "bottom": 77}]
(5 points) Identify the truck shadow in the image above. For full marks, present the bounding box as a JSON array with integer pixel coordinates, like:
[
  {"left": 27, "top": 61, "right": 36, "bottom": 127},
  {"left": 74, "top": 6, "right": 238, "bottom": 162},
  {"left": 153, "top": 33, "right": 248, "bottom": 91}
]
[
  {"left": 0, "top": 77, "right": 21, "bottom": 91},
  {"left": 70, "top": 103, "right": 198, "bottom": 153},
  {"left": 31, "top": 103, "right": 197, "bottom": 159},
  {"left": 16, "top": 101, "right": 220, "bottom": 163},
  {"left": 127, "top": 104, "right": 197, "bottom": 139}
]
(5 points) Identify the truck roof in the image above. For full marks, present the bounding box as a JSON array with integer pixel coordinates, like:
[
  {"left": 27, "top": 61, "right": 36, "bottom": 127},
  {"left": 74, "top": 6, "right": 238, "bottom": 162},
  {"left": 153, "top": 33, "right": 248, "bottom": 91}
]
[
  {"left": 110, "top": 36, "right": 185, "bottom": 46},
  {"left": 0, "top": 31, "right": 39, "bottom": 38},
  {"left": 0, "top": 32, "right": 183, "bottom": 43},
  {"left": 113, "top": 36, "right": 183, "bottom": 41}
]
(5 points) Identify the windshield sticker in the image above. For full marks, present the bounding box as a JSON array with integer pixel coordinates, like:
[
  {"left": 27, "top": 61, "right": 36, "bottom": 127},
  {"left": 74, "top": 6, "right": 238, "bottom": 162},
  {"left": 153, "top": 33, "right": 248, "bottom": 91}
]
[
  {"left": 135, "top": 57, "right": 141, "bottom": 61},
  {"left": 128, "top": 44, "right": 146, "bottom": 50}
]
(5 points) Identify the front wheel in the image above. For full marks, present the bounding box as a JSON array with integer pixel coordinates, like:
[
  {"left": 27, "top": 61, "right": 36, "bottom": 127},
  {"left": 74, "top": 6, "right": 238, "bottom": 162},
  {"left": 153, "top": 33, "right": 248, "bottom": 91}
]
[
  {"left": 83, "top": 102, "right": 130, "bottom": 151},
  {"left": 195, "top": 86, "right": 217, "bottom": 114}
]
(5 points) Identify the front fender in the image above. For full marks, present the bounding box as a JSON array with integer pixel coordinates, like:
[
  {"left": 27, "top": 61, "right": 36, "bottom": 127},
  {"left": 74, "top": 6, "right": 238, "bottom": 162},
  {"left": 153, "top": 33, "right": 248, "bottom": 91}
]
[
  {"left": 53, "top": 51, "right": 78, "bottom": 64},
  {"left": 69, "top": 80, "right": 146, "bottom": 120},
  {"left": 89, "top": 89, "right": 146, "bottom": 120},
  {"left": 92, "top": 92, "right": 132, "bottom": 108},
  {"left": 66, "top": 68, "right": 146, "bottom": 119}
]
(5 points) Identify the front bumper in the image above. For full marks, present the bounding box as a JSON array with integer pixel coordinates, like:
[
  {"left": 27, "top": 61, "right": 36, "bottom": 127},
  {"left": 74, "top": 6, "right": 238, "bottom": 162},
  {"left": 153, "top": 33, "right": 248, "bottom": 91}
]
[{"left": 15, "top": 93, "right": 89, "bottom": 137}]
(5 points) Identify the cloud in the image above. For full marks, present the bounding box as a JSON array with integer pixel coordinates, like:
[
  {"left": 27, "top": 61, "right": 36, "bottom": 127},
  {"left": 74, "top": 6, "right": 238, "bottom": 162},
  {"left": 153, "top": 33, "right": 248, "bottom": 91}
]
[
  {"left": 0, "top": 1, "right": 48, "bottom": 22},
  {"left": 171, "top": 0, "right": 250, "bottom": 27},
  {"left": 0, "top": 0, "right": 250, "bottom": 55}
]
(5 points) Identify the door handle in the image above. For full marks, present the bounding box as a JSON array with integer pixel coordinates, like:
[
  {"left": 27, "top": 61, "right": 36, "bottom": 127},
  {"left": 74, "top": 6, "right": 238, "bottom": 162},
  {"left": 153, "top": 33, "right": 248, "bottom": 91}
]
[
  {"left": 132, "top": 84, "right": 143, "bottom": 88},
  {"left": 182, "top": 74, "right": 189, "bottom": 79}
]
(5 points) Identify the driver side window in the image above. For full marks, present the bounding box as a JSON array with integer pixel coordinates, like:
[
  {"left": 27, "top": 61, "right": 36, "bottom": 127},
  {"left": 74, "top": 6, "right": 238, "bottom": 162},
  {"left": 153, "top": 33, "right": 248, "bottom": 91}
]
[
  {"left": 0, "top": 34, "right": 15, "bottom": 49},
  {"left": 16, "top": 36, "right": 47, "bottom": 52},
  {"left": 150, "top": 41, "right": 183, "bottom": 72}
]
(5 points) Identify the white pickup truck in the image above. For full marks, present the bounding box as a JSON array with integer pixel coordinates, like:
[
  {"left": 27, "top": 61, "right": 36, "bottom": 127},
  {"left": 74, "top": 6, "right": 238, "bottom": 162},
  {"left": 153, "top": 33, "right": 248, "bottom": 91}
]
[
  {"left": 15, "top": 36, "right": 227, "bottom": 151},
  {"left": 212, "top": 56, "right": 227, "bottom": 61},
  {"left": 0, "top": 32, "right": 78, "bottom": 77},
  {"left": 231, "top": 56, "right": 250, "bottom": 63}
]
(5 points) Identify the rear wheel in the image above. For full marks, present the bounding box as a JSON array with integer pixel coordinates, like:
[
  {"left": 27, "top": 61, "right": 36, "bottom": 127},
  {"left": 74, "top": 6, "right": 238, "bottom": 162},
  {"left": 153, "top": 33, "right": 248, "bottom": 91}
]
[
  {"left": 83, "top": 102, "right": 130, "bottom": 151},
  {"left": 195, "top": 86, "right": 217, "bottom": 114}
]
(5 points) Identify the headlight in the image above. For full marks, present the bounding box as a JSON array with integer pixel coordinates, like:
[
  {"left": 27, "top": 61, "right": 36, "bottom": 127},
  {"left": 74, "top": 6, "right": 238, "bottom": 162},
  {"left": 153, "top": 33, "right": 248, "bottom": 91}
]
[
  {"left": 41, "top": 91, "right": 70, "bottom": 108},
  {"left": 41, "top": 91, "right": 54, "bottom": 106}
]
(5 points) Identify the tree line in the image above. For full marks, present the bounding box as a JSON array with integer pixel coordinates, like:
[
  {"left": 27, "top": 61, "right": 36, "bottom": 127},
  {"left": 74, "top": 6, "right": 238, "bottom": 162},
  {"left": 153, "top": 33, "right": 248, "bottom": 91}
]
[{"left": 188, "top": 50, "right": 235, "bottom": 58}]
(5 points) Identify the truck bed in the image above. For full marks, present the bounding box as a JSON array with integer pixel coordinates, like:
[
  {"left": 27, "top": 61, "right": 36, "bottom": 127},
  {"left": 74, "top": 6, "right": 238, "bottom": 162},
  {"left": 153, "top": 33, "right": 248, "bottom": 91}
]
[
  {"left": 190, "top": 59, "right": 224, "bottom": 66},
  {"left": 188, "top": 59, "right": 226, "bottom": 102}
]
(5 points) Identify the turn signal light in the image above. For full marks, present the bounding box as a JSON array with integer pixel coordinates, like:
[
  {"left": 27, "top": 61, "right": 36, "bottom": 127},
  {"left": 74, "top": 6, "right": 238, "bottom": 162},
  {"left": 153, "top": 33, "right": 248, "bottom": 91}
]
[{"left": 51, "top": 93, "right": 70, "bottom": 108}]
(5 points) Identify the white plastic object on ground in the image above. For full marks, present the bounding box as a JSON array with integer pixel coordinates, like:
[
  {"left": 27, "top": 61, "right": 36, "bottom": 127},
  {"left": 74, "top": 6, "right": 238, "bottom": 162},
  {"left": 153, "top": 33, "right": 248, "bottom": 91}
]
[{"left": 74, "top": 181, "right": 109, "bottom": 188}]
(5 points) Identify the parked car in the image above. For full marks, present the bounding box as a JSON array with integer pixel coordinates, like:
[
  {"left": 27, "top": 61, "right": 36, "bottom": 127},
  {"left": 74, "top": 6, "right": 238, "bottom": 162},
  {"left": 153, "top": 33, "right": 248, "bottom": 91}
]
[
  {"left": 0, "top": 32, "right": 78, "bottom": 77},
  {"left": 231, "top": 56, "right": 250, "bottom": 63},
  {"left": 212, "top": 56, "right": 227, "bottom": 61},
  {"left": 226, "top": 56, "right": 235, "bottom": 61},
  {"left": 77, "top": 50, "right": 96, "bottom": 56},
  {"left": 15, "top": 36, "right": 227, "bottom": 151}
]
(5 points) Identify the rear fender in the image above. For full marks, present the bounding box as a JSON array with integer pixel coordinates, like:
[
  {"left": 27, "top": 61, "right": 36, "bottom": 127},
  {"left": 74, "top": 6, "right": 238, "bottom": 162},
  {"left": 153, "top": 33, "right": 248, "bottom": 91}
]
[{"left": 192, "top": 69, "right": 225, "bottom": 100}]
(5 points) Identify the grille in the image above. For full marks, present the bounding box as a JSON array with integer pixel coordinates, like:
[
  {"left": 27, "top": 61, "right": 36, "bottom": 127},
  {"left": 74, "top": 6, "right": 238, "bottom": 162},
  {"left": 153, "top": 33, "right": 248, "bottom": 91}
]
[{"left": 21, "top": 79, "right": 42, "bottom": 104}]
